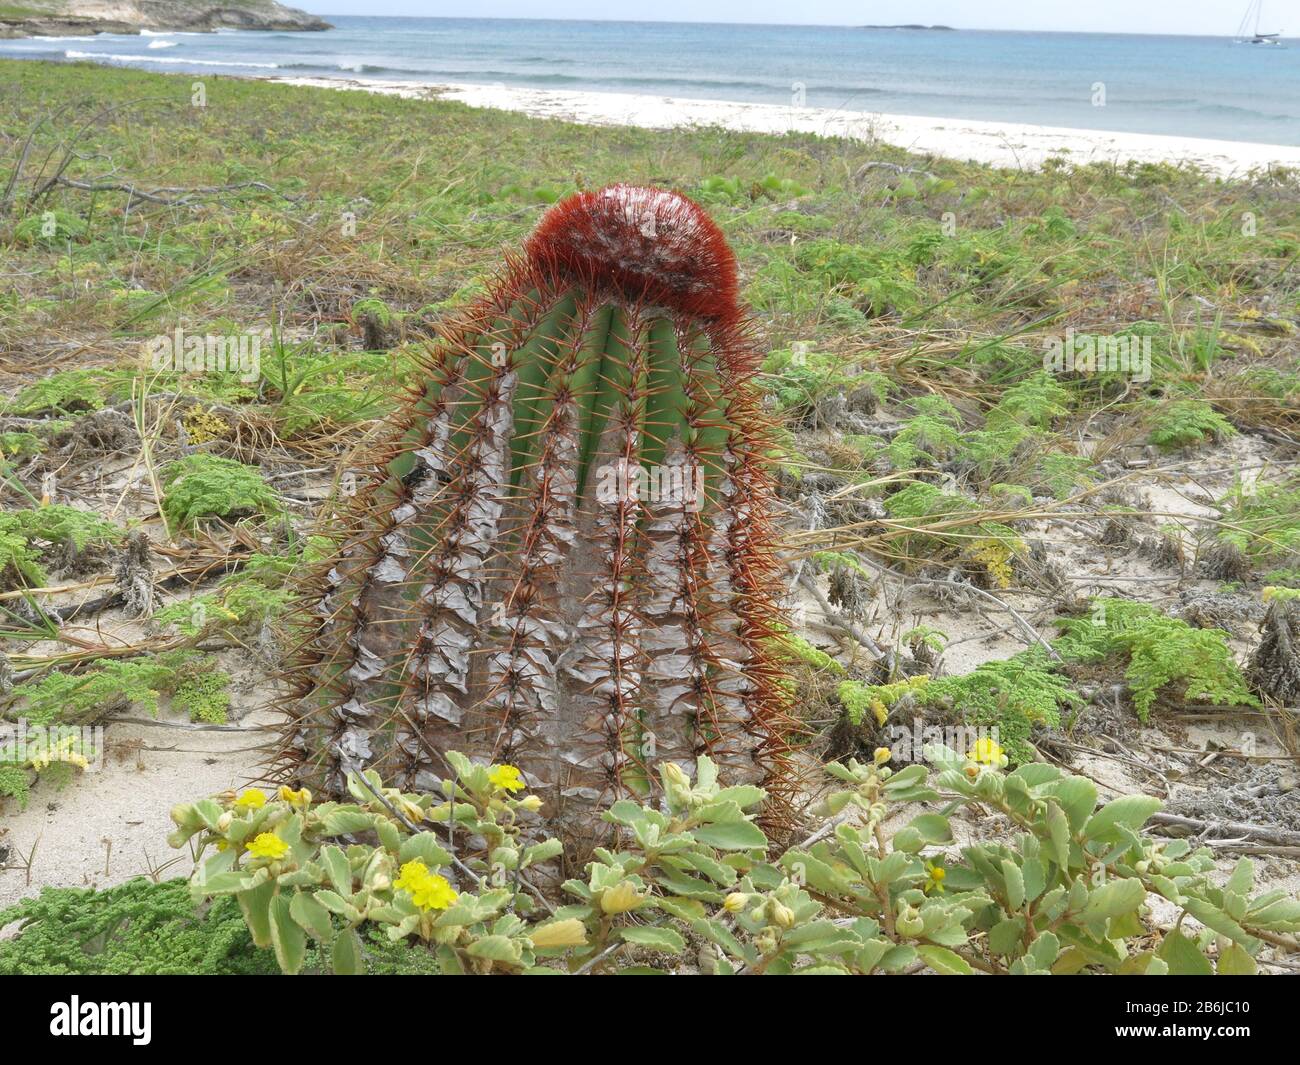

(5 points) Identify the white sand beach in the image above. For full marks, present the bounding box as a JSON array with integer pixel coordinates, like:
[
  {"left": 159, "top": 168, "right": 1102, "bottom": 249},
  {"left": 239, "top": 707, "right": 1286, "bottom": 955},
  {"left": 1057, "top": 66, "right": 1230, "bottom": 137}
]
[{"left": 269, "top": 75, "right": 1300, "bottom": 177}]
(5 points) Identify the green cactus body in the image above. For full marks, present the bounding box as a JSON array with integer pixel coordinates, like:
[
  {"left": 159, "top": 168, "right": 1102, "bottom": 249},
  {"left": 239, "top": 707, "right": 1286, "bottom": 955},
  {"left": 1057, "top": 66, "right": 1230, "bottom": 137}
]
[{"left": 281, "top": 185, "right": 790, "bottom": 860}]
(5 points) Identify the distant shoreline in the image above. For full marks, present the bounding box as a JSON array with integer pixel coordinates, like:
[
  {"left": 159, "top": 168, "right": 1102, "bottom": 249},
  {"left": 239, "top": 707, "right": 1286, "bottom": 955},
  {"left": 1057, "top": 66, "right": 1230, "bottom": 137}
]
[
  {"left": 262, "top": 73, "right": 1300, "bottom": 177},
  {"left": 0, "top": 2, "right": 329, "bottom": 41},
  {"left": 858, "top": 25, "right": 955, "bottom": 31}
]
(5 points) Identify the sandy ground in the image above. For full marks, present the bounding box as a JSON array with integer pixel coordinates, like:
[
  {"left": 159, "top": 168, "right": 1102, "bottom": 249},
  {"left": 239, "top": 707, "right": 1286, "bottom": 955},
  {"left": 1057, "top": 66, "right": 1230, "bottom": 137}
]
[
  {"left": 0, "top": 706, "right": 277, "bottom": 912},
  {"left": 266, "top": 76, "right": 1300, "bottom": 178}
]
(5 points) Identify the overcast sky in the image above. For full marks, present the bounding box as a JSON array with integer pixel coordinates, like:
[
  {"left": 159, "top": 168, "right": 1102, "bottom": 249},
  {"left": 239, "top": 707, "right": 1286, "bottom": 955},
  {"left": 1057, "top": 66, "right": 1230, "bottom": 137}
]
[{"left": 299, "top": 1, "right": 1298, "bottom": 37}]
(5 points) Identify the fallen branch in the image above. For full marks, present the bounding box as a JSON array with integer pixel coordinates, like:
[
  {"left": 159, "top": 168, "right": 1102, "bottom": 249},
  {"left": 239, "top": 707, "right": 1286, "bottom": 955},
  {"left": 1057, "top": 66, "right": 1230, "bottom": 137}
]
[
  {"left": 47, "top": 177, "right": 297, "bottom": 208},
  {"left": 1147, "top": 811, "right": 1300, "bottom": 848}
]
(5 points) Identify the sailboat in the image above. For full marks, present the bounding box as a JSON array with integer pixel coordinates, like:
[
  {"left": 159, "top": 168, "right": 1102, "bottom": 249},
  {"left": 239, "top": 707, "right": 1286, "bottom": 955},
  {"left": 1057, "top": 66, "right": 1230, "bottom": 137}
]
[{"left": 1235, "top": 0, "right": 1283, "bottom": 44}]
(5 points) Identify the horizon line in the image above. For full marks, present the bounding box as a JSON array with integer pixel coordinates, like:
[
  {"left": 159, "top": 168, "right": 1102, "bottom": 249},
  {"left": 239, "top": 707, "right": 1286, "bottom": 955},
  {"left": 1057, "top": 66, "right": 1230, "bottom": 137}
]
[{"left": 300, "top": 14, "right": 1278, "bottom": 40}]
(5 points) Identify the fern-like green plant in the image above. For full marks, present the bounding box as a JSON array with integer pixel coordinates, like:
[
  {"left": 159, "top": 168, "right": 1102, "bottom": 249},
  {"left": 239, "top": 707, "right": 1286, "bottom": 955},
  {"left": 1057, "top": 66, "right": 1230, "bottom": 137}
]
[
  {"left": 987, "top": 372, "right": 1071, "bottom": 429},
  {"left": 0, "top": 506, "right": 125, "bottom": 589},
  {"left": 160, "top": 454, "right": 281, "bottom": 531},
  {"left": 882, "top": 482, "right": 1024, "bottom": 580},
  {"left": 1215, "top": 475, "right": 1300, "bottom": 576},
  {"left": 1146, "top": 399, "right": 1235, "bottom": 450},
  {"left": 1055, "top": 598, "right": 1258, "bottom": 721},
  {"left": 7, "top": 650, "right": 229, "bottom": 727}
]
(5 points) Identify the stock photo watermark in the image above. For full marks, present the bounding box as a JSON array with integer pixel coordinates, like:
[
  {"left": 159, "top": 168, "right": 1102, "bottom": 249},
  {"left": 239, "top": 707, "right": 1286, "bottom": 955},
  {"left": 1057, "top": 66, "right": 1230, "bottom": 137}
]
[
  {"left": 142, "top": 327, "right": 264, "bottom": 383},
  {"left": 0, "top": 719, "right": 104, "bottom": 773},
  {"left": 878, "top": 720, "right": 1003, "bottom": 764},
  {"left": 1043, "top": 327, "right": 1152, "bottom": 382},
  {"left": 594, "top": 459, "right": 706, "bottom": 511}
]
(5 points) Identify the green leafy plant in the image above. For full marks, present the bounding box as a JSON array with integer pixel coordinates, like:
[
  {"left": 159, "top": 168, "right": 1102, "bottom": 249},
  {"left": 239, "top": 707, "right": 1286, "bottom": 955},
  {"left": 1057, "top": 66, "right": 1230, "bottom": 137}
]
[
  {"left": 1215, "top": 475, "right": 1300, "bottom": 577},
  {"left": 0, "top": 877, "right": 441, "bottom": 975},
  {"left": 760, "top": 346, "right": 879, "bottom": 422},
  {"left": 151, "top": 543, "right": 326, "bottom": 639},
  {"left": 1056, "top": 597, "right": 1258, "bottom": 721},
  {"left": 0, "top": 505, "right": 126, "bottom": 587},
  {"left": 14, "top": 207, "right": 87, "bottom": 247},
  {"left": 174, "top": 753, "right": 564, "bottom": 974},
  {"left": 6, "top": 650, "right": 230, "bottom": 728},
  {"left": 837, "top": 655, "right": 1079, "bottom": 764},
  {"left": 160, "top": 454, "right": 281, "bottom": 531},
  {"left": 882, "top": 482, "right": 1024, "bottom": 583},
  {"left": 1146, "top": 399, "right": 1236, "bottom": 450},
  {"left": 4, "top": 368, "right": 108, "bottom": 416},
  {"left": 793, "top": 240, "right": 920, "bottom": 316},
  {"left": 175, "top": 751, "right": 1300, "bottom": 974}
]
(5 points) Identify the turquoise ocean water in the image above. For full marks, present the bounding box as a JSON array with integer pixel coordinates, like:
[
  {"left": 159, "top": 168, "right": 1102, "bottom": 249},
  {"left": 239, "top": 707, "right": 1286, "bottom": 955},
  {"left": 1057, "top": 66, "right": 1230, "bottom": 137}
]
[{"left": 2, "top": 16, "right": 1299, "bottom": 144}]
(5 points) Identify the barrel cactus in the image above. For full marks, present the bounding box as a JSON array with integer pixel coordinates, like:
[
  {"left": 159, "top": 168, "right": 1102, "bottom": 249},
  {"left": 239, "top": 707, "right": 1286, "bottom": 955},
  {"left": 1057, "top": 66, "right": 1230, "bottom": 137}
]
[{"left": 278, "top": 184, "right": 791, "bottom": 862}]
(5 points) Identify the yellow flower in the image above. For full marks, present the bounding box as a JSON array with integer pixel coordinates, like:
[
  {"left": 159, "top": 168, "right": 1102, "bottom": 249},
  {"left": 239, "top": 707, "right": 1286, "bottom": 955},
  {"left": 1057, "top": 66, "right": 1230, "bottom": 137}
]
[
  {"left": 246, "top": 832, "right": 288, "bottom": 860},
  {"left": 410, "top": 875, "right": 457, "bottom": 912},
  {"left": 967, "top": 737, "right": 1007, "bottom": 768},
  {"left": 530, "top": 919, "right": 588, "bottom": 949},
  {"left": 488, "top": 764, "right": 525, "bottom": 793},
  {"left": 278, "top": 785, "right": 312, "bottom": 807},
  {"left": 599, "top": 880, "right": 644, "bottom": 915},
  {"left": 394, "top": 860, "right": 458, "bottom": 912},
  {"left": 873, "top": 747, "right": 892, "bottom": 766},
  {"left": 394, "top": 859, "right": 431, "bottom": 890},
  {"left": 233, "top": 788, "right": 268, "bottom": 811},
  {"left": 924, "top": 861, "right": 946, "bottom": 895}
]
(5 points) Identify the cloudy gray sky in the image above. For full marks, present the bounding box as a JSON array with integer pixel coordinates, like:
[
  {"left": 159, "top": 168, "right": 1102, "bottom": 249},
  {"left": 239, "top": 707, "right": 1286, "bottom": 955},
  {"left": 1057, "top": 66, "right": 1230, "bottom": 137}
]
[{"left": 299, "top": 1, "right": 1298, "bottom": 37}]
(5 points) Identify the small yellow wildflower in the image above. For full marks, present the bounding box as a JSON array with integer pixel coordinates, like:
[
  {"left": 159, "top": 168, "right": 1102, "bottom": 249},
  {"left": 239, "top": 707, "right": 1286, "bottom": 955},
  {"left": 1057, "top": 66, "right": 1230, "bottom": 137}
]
[
  {"left": 488, "top": 764, "right": 525, "bottom": 793},
  {"left": 599, "top": 880, "right": 644, "bottom": 915},
  {"left": 394, "top": 859, "right": 431, "bottom": 892},
  {"left": 924, "top": 861, "right": 946, "bottom": 895},
  {"left": 278, "top": 785, "right": 312, "bottom": 807},
  {"left": 967, "top": 737, "right": 1008, "bottom": 768},
  {"left": 394, "top": 860, "right": 458, "bottom": 912},
  {"left": 233, "top": 788, "right": 268, "bottom": 811},
  {"left": 530, "top": 919, "right": 588, "bottom": 949},
  {"left": 873, "top": 747, "right": 892, "bottom": 766},
  {"left": 246, "top": 833, "right": 288, "bottom": 860},
  {"left": 410, "top": 876, "right": 457, "bottom": 912}
]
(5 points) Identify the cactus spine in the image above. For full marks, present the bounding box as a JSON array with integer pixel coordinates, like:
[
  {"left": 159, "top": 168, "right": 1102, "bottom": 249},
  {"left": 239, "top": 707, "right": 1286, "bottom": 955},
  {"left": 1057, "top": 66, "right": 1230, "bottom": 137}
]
[{"left": 279, "top": 185, "right": 790, "bottom": 859}]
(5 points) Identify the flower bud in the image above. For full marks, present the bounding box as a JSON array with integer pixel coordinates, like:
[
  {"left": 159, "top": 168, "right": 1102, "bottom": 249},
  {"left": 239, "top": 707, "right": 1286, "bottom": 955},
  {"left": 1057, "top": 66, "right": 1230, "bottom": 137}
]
[
  {"left": 896, "top": 905, "right": 925, "bottom": 937},
  {"left": 723, "top": 892, "right": 748, "bottom": 914},
  {"left": 873, "top": 747, "right": 892, "bottom": 765},
  {"left": 518, "top": 795, "right": 544, "bottom": 813},
  {"left": 770, "top": 902, "right": 796, "bottom": 929}
]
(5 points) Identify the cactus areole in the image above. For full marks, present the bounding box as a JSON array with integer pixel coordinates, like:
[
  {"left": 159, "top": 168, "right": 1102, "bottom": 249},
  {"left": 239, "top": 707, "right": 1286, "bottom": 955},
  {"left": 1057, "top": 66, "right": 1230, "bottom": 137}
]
[{"left": 281, "top": 185, "right": 791, "bottom": 858}]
